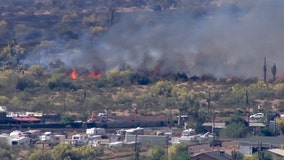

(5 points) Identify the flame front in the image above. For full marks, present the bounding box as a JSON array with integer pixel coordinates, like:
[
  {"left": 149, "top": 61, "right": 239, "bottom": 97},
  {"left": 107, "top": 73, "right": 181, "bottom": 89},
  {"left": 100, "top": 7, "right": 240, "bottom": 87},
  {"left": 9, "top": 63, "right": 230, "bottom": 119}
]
[
  {"left": 89, "top": 70, "right": 102, "bottom": 79},
  {"left": 70, "top": 69, "right": 78, "bottom": 79},
  {"left": 68, "top": 68, "right": 101, "bottom": 79}
]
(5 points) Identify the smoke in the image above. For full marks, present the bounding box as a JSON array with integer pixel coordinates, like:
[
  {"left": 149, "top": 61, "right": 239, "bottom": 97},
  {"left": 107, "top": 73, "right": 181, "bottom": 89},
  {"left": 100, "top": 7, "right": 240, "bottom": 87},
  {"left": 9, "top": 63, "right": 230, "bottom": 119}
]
[{"left": 25, "top": 0, "right": 284, "bottom": 79}]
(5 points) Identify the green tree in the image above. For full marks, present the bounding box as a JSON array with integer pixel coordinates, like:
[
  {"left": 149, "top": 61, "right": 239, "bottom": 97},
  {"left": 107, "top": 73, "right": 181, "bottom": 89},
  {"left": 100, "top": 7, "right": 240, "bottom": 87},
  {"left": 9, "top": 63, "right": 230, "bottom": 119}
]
[
  {"left": 114, "top": 91, "right": 134, "bottom": 111},
  {"left": 51, "top": 144, "right": 102, "bottom": 160},
  {"left": 51, "top": 144, "right": 72, "bottom": 160},
  {"left": 148, "top": 146, "right": 166, "bottom": 160},
  {"left": 221, "top": 122, "right": 248, "bottom": 138},
  {"left": 150, "top": 80, "right": 173, "bottom": 97},
  {"left": 0, "top": 96, "right": 9, "bottom": 106},
  {"left": 0, "top": 148, "right": 13, "bottom": 160},
  {"left": 168, "top": 143, "right": 190, "bottom": 160},
  {"left": 32, "top": 94, "right": 52, "bottom": 113},
  {"left": 60, "top": 114, "right": 75, "bottom": 123},
  {"left": 231, "top": 150, "right": 244, "bottom": 160},
  {"left": 29, "top": 149, "right": 53, "bottom": 160},
  {"left": 16, "top": 76, "right": 36, "bottom": 91},
  {"left": 106, "top": 69, "right": 133, "bottom": 87},
  {"left": 248, "top": 151, "right": 272, "bottom": 160},
  {"left": 221, "top": 116, "right": 249, "bottom": 138},
  {"left": 72, "top": 145, "right": 103, "bottom": 159},
  {"left": 276, "top": 117, "right": 284, "bottom": 134},
  {"left": 28, "top": 65, "right": 44, "bottom": 78},
  {"left": 47, "top": 73, "right": 73, "bottom": 89}
]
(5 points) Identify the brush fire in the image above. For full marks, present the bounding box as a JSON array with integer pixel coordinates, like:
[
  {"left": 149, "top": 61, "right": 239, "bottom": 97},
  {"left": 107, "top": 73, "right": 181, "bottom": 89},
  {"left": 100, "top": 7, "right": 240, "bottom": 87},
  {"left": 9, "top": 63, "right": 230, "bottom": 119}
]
[{"left": 67, "top": 68, "right": 102, "bottom": 79}]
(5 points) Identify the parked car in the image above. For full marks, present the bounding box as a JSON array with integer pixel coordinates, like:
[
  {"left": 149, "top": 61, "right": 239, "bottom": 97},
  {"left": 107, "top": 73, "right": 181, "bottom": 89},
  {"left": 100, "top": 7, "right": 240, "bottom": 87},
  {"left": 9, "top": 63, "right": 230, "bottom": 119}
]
[
  {"left": 210, "top": 139, "right": 222, "bottom": 147},
  {"left": 249, "top": 113, "right": 264, "bottom": 119},
  {"left": 98, "top": 113, "right": 107, "bottom": 117}
]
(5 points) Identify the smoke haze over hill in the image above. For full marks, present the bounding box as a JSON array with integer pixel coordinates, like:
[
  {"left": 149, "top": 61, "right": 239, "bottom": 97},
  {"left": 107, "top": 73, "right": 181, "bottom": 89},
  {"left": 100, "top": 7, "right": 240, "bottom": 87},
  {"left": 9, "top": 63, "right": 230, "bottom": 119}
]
[{"left": 27, "top": 0, "right": 284, "bottom": 79}]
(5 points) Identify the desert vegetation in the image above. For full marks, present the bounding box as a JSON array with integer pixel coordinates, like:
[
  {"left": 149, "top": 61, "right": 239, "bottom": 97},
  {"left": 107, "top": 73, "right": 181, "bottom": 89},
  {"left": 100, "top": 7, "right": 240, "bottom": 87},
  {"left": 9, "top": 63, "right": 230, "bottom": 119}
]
[
  {"left": 1, "top": 0, "right": 284, "bottom": 159},
  {"left": 0, "top": 0, "right": 283, "bottom": 123}
]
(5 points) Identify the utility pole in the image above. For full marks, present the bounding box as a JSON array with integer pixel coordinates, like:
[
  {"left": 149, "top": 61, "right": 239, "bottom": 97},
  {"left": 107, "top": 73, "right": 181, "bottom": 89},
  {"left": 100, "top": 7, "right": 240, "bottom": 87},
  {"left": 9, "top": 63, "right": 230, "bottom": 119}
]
[
  {"left": 81, "top": 90, "right": 87, "bottom": 115},
  {"left": 63, "top": 88, "right": 66, "bottom": 114},
  {"left": 246, "top": 90, "right": 249, "bottom": 123},
  {"left": 134, "top": 133, "right": 139, "bottom": 160},
  {"left": 166, "top": 137, "right": 169, "bottom": 159},
  {"left": 207, "top": 91, "right": 211, "bottom": 118},
  {"left": 41, "top": 141, "right": 45, "bottom": 160},
  {"left": 258, "top": 142, "right": 264, "bottom": 160},
  {"left": 168, "top": 110, "right": 172, "bottom": 129},
  {"left": 207, "top": 91, "right": 215, "bottom": 138},
  {"left": 212, "top": 109, "right": 215, "bottom": 139}
]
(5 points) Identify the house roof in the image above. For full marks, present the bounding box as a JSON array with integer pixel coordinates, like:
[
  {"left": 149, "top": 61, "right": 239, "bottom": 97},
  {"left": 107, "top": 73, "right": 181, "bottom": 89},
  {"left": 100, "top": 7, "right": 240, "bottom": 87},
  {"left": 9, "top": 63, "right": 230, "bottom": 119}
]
[
  {"left": 268, "top": 149, "right": 284, "bottom": 156},
  {"left": 12, "top": 117, "right": 41, "bottom": 121},
  {"left": 192, "top": 151, "right": 233, "bottom": 160},
  {"left": 202, "top": 123, "right": 226, "bottom": 128},
  {"left": 202, "top": 122, "right": 265, "bottom": 128},
  {"left": 238, "top": 135, "right": 284, "bottom": 147}
]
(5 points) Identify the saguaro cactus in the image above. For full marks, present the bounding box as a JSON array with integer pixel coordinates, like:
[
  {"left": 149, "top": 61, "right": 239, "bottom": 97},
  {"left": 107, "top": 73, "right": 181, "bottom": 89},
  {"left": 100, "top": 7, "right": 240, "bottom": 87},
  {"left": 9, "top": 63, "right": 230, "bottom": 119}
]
[{"left": 271, "top": 63, "right": 277, "bottom": 82}]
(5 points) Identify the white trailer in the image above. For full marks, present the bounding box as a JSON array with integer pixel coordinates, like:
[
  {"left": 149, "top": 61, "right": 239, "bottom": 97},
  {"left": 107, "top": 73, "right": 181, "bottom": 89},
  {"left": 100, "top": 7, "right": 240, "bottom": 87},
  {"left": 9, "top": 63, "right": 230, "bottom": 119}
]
[
  {"left": 53, "top": 135, "right": 66, "bottom": 145},
  {"left": 40, "top": 132, "right": 52, "bottom": 141},
  {"left": 10, "top": 137, "right": 30, "bottom": 146},
  {"left": 72, "top": 134, "right": 88, "bottom": 146},
  {"left": 39, "top": 132, "right": 62, "bottom": 146},
  {"left": 125, "top": 127, "right": 144, "bottom": 142},
  {"left": 10, "top": 130, "right": 23, "bottom": 137},
  {"left": 87, "top": 135, "right": 101, "bottom": 147},
  {"left": 86, "top": 128, "right": 106, "bottom": 138},
  {"left": 125, "top": 127, "right": 144, "bottom": 136},
  {"left": 23, "top": 130, "right": 40, "bottom": 143}
]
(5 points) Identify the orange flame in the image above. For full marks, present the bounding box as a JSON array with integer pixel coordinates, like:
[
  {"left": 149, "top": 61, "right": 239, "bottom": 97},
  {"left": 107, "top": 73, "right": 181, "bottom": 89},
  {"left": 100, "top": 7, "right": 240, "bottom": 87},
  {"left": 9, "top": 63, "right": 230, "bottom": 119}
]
[
  {"left": 68, "top": 68, "right": 101, "bottom": 79},
  {"left": 70, "top": 69, "right": 78, "bottom": 79},
  {"left": 89, "top": 70, "right": 102, "bottom": 79}
]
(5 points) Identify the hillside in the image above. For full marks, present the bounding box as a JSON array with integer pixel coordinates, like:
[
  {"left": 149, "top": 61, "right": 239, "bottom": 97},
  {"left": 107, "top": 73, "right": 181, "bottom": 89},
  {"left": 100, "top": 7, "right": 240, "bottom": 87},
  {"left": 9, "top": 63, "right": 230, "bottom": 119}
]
[{"left": 0, "top": 0, "right": 283, "bottom": 124}]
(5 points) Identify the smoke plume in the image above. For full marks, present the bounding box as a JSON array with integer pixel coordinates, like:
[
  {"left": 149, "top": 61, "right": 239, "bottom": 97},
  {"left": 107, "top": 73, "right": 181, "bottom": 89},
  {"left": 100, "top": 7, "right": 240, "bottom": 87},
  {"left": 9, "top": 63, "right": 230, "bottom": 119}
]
[{"left": 26, "top": 0, "right": 284, "bottom": 79}]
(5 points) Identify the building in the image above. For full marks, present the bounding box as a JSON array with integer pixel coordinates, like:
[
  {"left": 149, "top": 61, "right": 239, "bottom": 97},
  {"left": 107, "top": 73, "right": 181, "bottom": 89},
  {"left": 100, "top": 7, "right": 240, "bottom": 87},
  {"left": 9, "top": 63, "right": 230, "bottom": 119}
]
[
  {"left": 238, "top": 135, "right": 284, "bottom": 155},
  {"left": 190, "top": 150, "right": 233, "bottom": 160},
  {"left": 267, "top": 149, "right": 284, "bottom": 160},
  {"left": 86, "top": 127, "right": 106, "bottom": 138},
  {"left": 10, "top": 117, "right": 41, "bottom": 123},
  {"left": 0, "top": 106, "right": 7, "bottom": 122},
  {"left": 202, "top": 122, "right": 265, "bottom": 136},
  {"left": 6, "top": 111, "right": 42, "bottom": 124}
]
